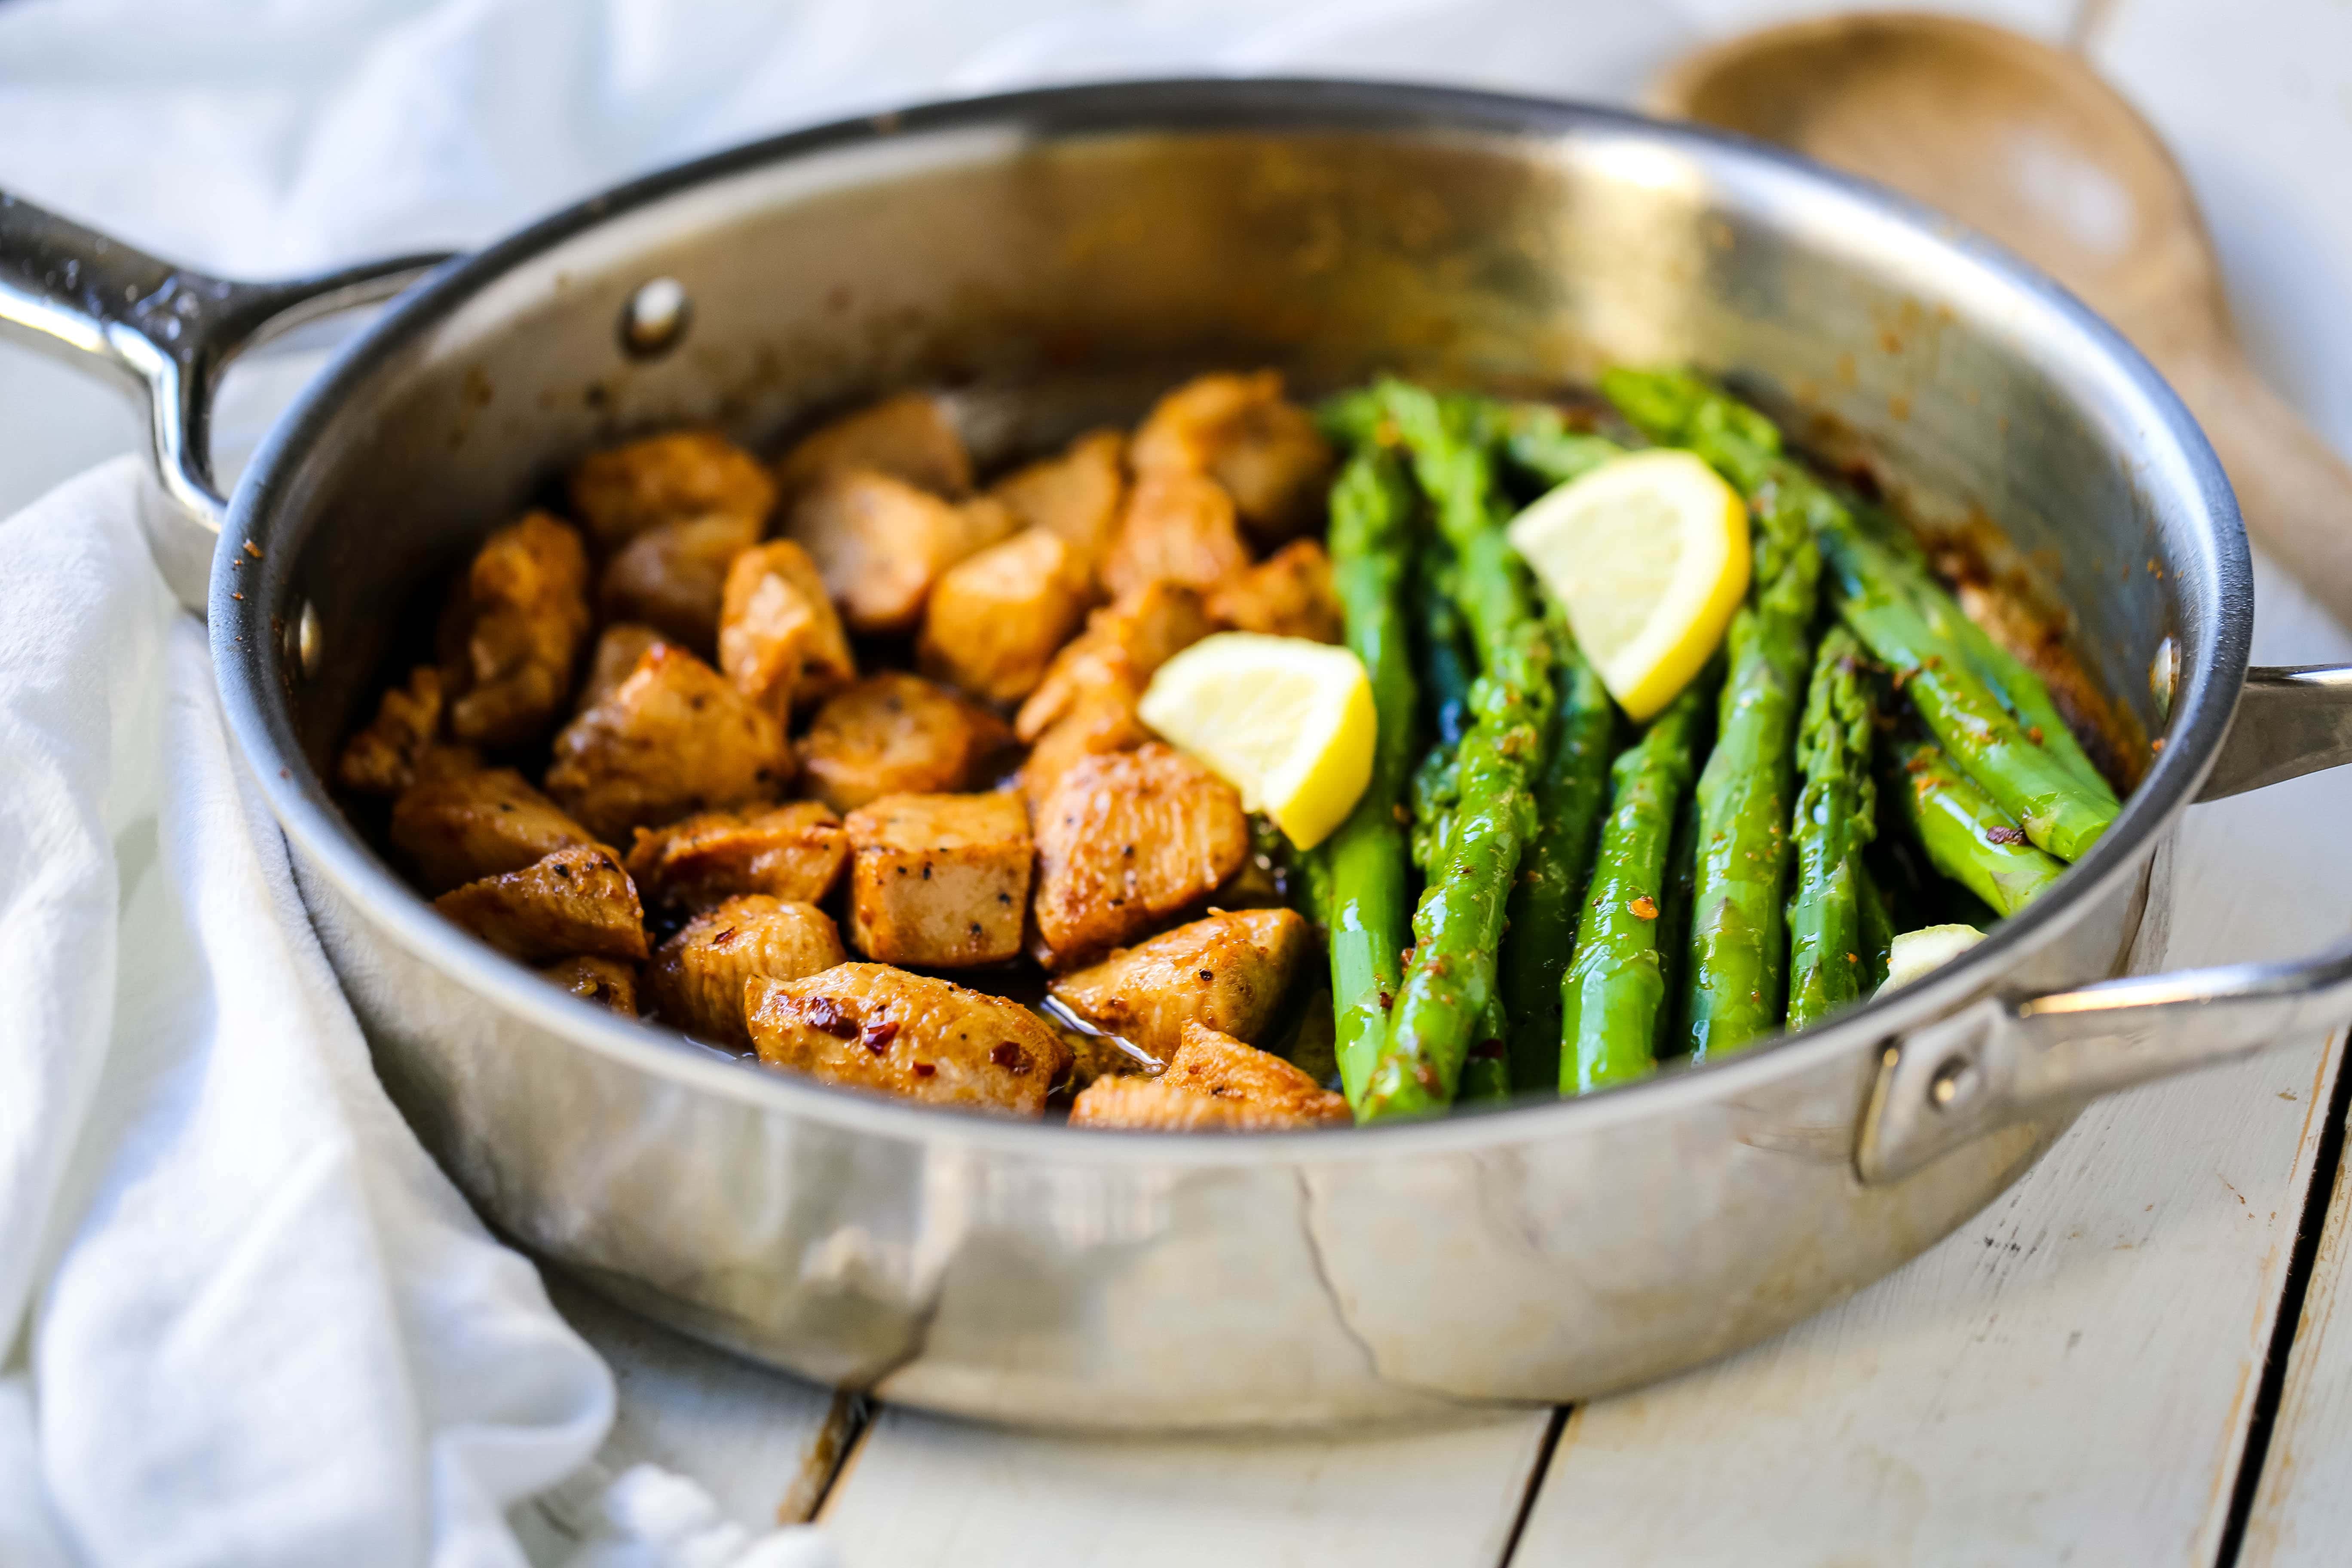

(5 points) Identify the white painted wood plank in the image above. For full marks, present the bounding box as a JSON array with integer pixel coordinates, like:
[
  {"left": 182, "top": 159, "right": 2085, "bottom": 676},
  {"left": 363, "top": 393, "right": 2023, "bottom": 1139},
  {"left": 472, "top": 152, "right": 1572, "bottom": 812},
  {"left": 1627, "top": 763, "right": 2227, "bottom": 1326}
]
[
  {"left": 818, "top": 1405, "right": 1553, "bottom": 1568},
  {"left": 2241, "top": 1118, "right": 2352, "bottom": 1568},
  {"left": 1516, "top": 552, "right": 2352, "bottom": 1565}
]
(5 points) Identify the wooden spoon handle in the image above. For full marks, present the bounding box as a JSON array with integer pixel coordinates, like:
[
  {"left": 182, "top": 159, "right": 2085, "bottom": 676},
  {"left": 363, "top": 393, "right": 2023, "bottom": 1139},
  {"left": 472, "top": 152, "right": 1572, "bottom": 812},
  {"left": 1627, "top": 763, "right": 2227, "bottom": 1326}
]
[{"left": 2161, "top": 343, "right": 2352, "bottom": 629}]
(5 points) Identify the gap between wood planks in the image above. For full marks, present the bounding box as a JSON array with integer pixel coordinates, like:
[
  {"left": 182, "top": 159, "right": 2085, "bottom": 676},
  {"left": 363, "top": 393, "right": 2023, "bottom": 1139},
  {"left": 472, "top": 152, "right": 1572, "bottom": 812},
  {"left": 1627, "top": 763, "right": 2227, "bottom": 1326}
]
[{"left": 2216, "top": 1027, "right": 2352, "bottom": 1566}]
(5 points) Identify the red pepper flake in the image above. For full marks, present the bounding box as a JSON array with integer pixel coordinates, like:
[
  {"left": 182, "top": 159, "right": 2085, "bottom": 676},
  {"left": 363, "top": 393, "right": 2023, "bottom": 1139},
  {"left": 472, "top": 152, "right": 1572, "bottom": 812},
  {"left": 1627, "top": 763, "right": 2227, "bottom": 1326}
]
[
  {"left": 911, "top": 1061, "right": 936, "bottom": 1078},
  {"left": 2027, "top": 724, "right": 2046, "bottom": 744},
  {"left": 988, "top": 1041, "right": 1031, "bottom": 1074},
  {"left": 711, "top": 926, "right": 738, "bottom": 947},
  {"left": 2151, "top": 737, "right": 2166, "bottom": 753},
  {"left": 860, "top": 1019, "right": 900, "bottom": 1054},
  {"left": 1628, "top": 895, "right": 1660, "bottom": 920},
  {"left": 1377, "top": 989, "right": 1393, "bottom": 1010},
  {"left": 803, "top": 997, "right": 858, "bottom": 1039},
  {"left": 242, "top": 541, "right": 263, "bottom": 559},
  {"left": 1985, "top": 825, "right": 2028, "bottom": 845}
]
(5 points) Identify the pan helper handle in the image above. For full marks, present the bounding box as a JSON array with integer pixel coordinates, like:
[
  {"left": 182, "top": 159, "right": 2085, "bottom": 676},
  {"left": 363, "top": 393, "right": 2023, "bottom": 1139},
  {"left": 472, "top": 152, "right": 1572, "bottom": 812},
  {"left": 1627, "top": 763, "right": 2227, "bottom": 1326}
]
[{"left": 0, "top": 190, "right": 449, "bottom": 610}]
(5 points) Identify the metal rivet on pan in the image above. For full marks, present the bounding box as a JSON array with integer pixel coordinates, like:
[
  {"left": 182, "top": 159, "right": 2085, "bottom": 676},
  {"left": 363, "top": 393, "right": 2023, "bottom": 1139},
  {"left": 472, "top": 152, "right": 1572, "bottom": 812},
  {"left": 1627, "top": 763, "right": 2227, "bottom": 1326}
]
[
  {"left": 620, "top": 276, "right": 691, "bottom": 359},
  {"left": 292, "top": 600, "right": 322, "bottom": 679},
  {"left": 1929, "top": 1054, "right": 1979, "bottom": 1111},
  {"left": 2149, "top": 635, "right": 2178, "bottom": 719}
]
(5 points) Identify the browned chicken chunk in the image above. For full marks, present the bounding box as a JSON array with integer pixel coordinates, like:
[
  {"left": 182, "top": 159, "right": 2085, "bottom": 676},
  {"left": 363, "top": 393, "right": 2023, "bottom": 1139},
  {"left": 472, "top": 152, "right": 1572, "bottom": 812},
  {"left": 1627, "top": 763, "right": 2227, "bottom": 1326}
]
[
  {"left": 646, "top": 895, "right": 845, "bottom": 1048},
  {"left": 445, "top": 512, "right": 593, "bottom": 745},
  {"left": 775, "top": 391, "right": 973, "bottom": 500},
  {"left": 337, "top": 664, "right": 446, "bottom": 796},
  {"left": 798, "top": 672, "right": 1014, "bottom": 813},
  {"left": 918, "top": 528, "right": 1094, "bottom": 704},
  {"left": 1018, "top": 684, "right": 1153, "bottom": 809},
  {"left": 390, "top": 765, "right": 599, "bottom": 892},
  {"left": 579, "top": 623, "right": 677, "bottom": 711},
  {"left": 1015, "top": 581, "right": 1215, "bottom": 743},
  {"left": 1068, "top": 1023, "right": 1348, "bottom": 1130},
  {"left": 545, "top": 643, "right": 790, "bottom": 840},
  {"left": 1100, "top": 470, "right": 1251, "bottom": 601},
  {"left": 1031, "top": 743, "right": 1250, "bottom": 965},
  {"left": 625, "top": 802, "right": 849, "bottom": 913},
  {"left": 1047, "top": 908, "right": 1311, "bottom": 1061},
  {"left": 539, "top": 955, "right": 640, "bottom": 1017},
  {"left": 718, "top": 539, "right": 857, "bottom": 720},
  {"left": 1129, "top": 371, "right": 1335, "bottom": 542},
  {"left": 597, "top": 512, "right": 762, "bottom": 653},
  {"left": 1205, "top": 539, "right": 1344, "bottom": 643},
  {"left": 843, "top": 793, "right": 1033, "bottom": 968},
  {"left": 435, "top": 845, "right": 648, "bottom": 963},
  {"left": 987, "top": 428, "right": 1126, "bottom": 571},
  {"left": 786, "top": 468, "right": 1017, "bottom": 634},
  {"left": 568, "top": 431, "right": 777, "bottom": 551},
  {"left": 747, "top": 964, "right": 1071, "bottom": 1116}
]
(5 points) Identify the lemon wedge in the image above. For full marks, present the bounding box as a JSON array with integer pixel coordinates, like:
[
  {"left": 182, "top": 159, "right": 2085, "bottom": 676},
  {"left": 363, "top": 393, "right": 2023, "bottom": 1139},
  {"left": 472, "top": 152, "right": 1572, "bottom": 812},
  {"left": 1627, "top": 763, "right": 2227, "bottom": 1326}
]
[
  {"left": 1506, "top": 448, "right": 1750, "bottom": 722},
  {"left": 1138, "top": 632, "right": 1375, "bottom": 849},
  {"left": 1875, "top": 925, "right": 1986, "bottom": 996}
]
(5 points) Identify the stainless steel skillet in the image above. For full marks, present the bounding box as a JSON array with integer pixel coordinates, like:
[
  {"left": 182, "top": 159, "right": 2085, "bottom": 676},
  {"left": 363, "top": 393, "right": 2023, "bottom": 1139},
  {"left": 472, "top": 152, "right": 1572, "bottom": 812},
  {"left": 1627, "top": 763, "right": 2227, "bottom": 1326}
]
[{"left": 8, "top": 80, "right": 2352, "bottom": 1431}]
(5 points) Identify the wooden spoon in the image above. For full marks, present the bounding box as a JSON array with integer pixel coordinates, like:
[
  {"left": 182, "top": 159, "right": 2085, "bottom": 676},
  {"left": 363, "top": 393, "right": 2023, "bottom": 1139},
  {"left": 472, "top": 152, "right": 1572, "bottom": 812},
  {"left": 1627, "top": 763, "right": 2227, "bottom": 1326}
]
[{"left": 1651, "top": 11, "right": 2352, "bottom": 625}]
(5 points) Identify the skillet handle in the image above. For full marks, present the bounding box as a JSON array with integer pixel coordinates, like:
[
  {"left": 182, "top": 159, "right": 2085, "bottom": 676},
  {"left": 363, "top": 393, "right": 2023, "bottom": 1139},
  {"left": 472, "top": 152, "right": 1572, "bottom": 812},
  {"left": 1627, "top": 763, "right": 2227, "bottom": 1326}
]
[
  {"left": 1860, "top": 661, "right": 2352, "bottom": 1182},
  {"left": 0, "top": 190, "right": 448, "bottom": 609}
]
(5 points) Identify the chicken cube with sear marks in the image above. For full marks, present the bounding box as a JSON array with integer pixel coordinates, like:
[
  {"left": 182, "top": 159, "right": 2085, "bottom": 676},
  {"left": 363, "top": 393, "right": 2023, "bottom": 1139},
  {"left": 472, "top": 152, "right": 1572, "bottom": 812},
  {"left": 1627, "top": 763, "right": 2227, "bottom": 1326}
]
[
  {"left": 646, "top": 895, "right": 845, "bottom": 1048},
  {"left": 719, "top": 539, "right": 857, "bottom": 720},
  {"left": 625, "top": 802, "right": 848, "bottom": 913},
  {"left": 986, "top": 428, "right": 1126, "bottom": 573},
  {"left": 747, "top": 964, "right": 1070, "bottom": 1117},
  {"left": 787, "top": 469, "right": 1017, "bottom": 634},
  {"left": 1016, "top": 581, "right": 1214, "bottom": 744},
  {"left": 1018, "top": 684, "right": 1153, "bottom": 810},
  {"left": 539, "top": 955, "right": 640, "bottom": 1017},
  {"left": 919, "top": 527, "right": 1094, "bottom": 704},
  {"left": 337, "top": 664, "right": 447, "bottom": 796},
  {"left": 597, "top": 512, "right": 762, "bottom": 655},
  {"left": 1068, "top": 1022, "right": 1348, "bottom": 1130},
  {"left": 546, "top": 643, "right": 790, "bottom": 841},
  {"left": 435, "top": 845, "right": 647, "bottom": 963},
  {"left": 1031, "top": 743, "right": 1250, "bottom": 966},
  {"left": 567, "top": 430, "right": 776, "bottom": 551},
  {"left": 391, "top": 764, "right": 599, "bottom": 892},
  {"left": 774, "top": 391, "right": 972, "bottom": 501},
  {"left": 798, "top": 672, "right": 1014, "bottom": 814},
  {"left": 578, "top": 623, "right": 676, "bottom": 710},
  {"left": 1206, "top": 539, "right": 1344, "bottom": 643},
  {"left": 1047, "top": 908, "right": 1310, "bottom": 1062},
  {"left": 844, "top": 793, "right": 1033, "bottom": 969},
  {"left": 1129, "top": 370, "right": 1334, "bottom": 543},
  {"left": 1100, "top": 470, "right": 1252, "bottom": 601},
  {"left": 444, "top": 512, "right": 593, "bottom": 746}
]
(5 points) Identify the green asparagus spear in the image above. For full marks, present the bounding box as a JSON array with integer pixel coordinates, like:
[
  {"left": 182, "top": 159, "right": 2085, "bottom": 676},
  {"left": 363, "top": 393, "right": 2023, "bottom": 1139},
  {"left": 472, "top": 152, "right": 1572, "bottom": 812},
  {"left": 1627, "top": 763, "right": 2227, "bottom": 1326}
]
[
  {"left": 1359, "top": 380, "right": 1556, "bottom": 1119},
  {"left": 1407, "top": 554, "right": 1476, "bottom": 876},
  {"left": 1460, "top": 998, "right": 1513, "bottom": 1102},
  {"left": 1824, "top": 527, "right": 2115, "bottom": 859},
  {"left": 1498, "top": 404, "right": 1626, "bottom": 490},
  {"left": 1785, "top": 628, "right": 1880, "bottom": 1032},
  {"left": 1857, "top": 862, "right": 1895, "bottom": 993},
  {"left": 1320, "top": 446, "right": 1422, "bottom": 1106},
  {"left": 1561, "top": 681, "right": 1711, "bottom": 1092},
  {"left": 1654, "top": 785, "right": 1705, "bottom": 1057},
  {"left": 1602, "top": 368, "right": 1822, "bottom": 1060},
  {"left": 1501, "top": 602, "right": 1618, "bottom": 1091},
  {"left": 1889, "top": 738, "right": 2069, "bottom": 917}
]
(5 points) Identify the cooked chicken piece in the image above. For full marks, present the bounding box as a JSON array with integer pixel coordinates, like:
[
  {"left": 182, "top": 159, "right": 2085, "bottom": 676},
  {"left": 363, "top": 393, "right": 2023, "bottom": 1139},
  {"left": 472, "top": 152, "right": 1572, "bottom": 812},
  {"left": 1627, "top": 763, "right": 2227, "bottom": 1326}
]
[
  {"left": 1047, "top": 908, "right": 1311, "bottom": 1061},
  {"left": 987, "top": 428, "right": 1126, "bottom": 571},
  {"left": 1030, "top": 743, "right": 1250, "bottom": 965},
  {"left": 435, "top": 845, "right": 648, "bottom": 963},
  {"left": 917, "top": 528, "right": 1093, "bottom": 704},
  {"left": 545, "top": 643, "right": 790, "bottom": 840},
  {"left": 390, "top": 765, "right": 599, "bottom": 892},
  {"left": 1068, "top": 1022, "right": 1348, "bottom": 1130},
  {"left": 597, "top": 512, "right": 762, "bottom": 654},
  {"left": 775, "top": 391, "right": 974, "bottom": 501},
  {"left": 843, "top": 793, "right": 1034, "bottom": 968},
  {"left": 539, "top": 955, "right": 640, "bottom": 1017},
  {"left": 798, "top": 672, "right": 1015, "bottom": 813},
  {"left": 1015, "top": 581, "right": 1214, "bottom": 743},
  {"left": 337, "top": 664, "right": 446, "bottom": 796},
  {"left": 1018, "top": 685, "right": 1153, "bottom": 808},
  {"left": 1099, "top": 471, "right": 1251, "bottom": 601},
  {"left": 625, "top": 802, "right": 849, "bottom": 913},
  {"left": 1128, "top": 370, "right": 1335, "bottom": 542},
  {"left": 1205, "top": 539, "right": 1344, "bottom": 643},
  {"left": 747, "top": 964, "right": 1071, "bottom": 1116},
  {"left": 578, "top": 623, "right": 677, "bottom": 710},
  {"left": 446, "top": 512, "right": 593, "bottom": 745},
  {"left": 786, "top": 468, "right": 1017, "bottom": 634},
  {"left": 646, "top": 895, "right": 845, "bottom": 1048},
  {"left": 566, "top": 430, "right": 774, "bottom": 554},
  {"left": 719, "top": 539, "right": 857, "bottom": 720}
]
